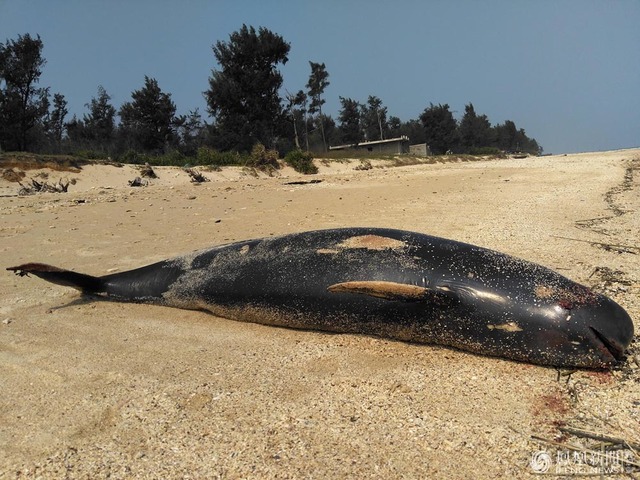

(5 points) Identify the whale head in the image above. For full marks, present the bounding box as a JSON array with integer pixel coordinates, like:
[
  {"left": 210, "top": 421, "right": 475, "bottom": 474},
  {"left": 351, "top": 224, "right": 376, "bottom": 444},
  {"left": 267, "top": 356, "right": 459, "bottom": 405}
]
[{"left": 567, "top": 294, "right": 634, "bottom": 367}]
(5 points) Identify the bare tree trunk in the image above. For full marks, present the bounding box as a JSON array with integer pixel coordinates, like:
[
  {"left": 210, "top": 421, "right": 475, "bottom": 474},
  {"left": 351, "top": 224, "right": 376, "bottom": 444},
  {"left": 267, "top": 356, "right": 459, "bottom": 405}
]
[
  {"left": 304, "top": 111, "right": 310, "bottom": 152},
  {"left": 319, "top": 107, "right": 327, "bottom": 152},
  {"left": 292, "top": 114, "right": 300, "bottom": 149}
]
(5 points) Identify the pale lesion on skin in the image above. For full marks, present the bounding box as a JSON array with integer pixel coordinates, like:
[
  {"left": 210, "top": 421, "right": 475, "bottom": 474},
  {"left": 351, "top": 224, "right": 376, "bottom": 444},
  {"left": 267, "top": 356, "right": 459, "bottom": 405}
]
[
  {"left": 337, "top": 235, "right": 406, "bottom": 251},
  {"left": 327, "top": 280, "right": 427, "bottom": 301},
  {"left": 533, "top": 283, "right": 598, "bottom": 307},
  {"left": 487, "top": 322, "right": 523, "bottom": 332},
  {"left": 534, "top": 285, "right": 556, "bottom": 299},
  {"left": 316, "top": 235, "right": 408, "bottom": 256},
  {"left": 316, "top": 235, "right": 407, "bottom": 255}
]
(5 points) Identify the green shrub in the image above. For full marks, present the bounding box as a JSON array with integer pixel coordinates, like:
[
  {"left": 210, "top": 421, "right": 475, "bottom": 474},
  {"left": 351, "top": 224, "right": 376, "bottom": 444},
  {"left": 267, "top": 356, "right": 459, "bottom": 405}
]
[
  {"left": 119, "top": 150, "right": 185, "bottom": 166},
  {"left": 285, "top": 149, "right": 318, "bottom": 174},
  {"left": 467, "top": 146, "right": 502, "bottom": 156},
  {"left": 116, "top": 147, "right": 252, "bottom": 167},
  {"left": 154, "top": 150, "right": 188, "bottom": 166},
  {"left": 196, "top": 147, "right": 243, "bottom": 166},
  {"left": 120, "top": 149, "right": 144, "bottom": 164},
  {"left": 74, "top": 149, "right": 107, "bottom": 160},
  {"left": 248, "top": 143, "right": 279, "bottom": 171}
]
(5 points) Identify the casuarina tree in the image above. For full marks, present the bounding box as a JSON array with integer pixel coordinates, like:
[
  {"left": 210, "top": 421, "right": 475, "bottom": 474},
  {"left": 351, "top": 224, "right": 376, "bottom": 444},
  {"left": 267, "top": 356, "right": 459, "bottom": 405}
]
[
  {"left": 338, "top": 96, "right": 361, "bottom": 144},
  {"left": 0, "top": 33, "right": 49, "bottom": 151},
  {"left": 420, "top": 103, "right": 458, "bottom": 154},
  {"left": 285, "top": 89, "right": 307, "bottom": 150},
  {"left": 458, "top": 103, "right": 493, "bottom": 151},
  {"left": 205, "top": 25, "right": 290, "bottom": 152},
  {"left": 45, "top": 93, "right": 68, "bottom": 149},
  {"left": 84, "top": 86, "right": 117, "bottom": 146},
  {"left": 119, "top": 76, "right": 176, "bottom": 153},
  {"left": 306, "top": 61, "right": 330, "bottom": 152},
  {"left": 361, "top": 95, "right": 388, "bottom": 141}
]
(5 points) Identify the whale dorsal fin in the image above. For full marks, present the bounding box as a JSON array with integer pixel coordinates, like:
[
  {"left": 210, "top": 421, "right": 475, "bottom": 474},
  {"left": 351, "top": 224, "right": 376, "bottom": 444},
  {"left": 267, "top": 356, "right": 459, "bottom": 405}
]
[{"left": 327, "top": 280, "right": 456, "bottom": 305}]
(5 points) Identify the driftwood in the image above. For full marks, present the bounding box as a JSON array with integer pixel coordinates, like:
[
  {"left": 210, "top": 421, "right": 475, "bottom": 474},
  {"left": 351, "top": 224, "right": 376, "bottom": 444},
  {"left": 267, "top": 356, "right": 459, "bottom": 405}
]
[
  {"left": 139, "top": 163, "right": 158, "bottom": 179},
  {"left": 18, "top": 178, "right": 70, "bottom": 195},
  {"left": 184, "top": 168, "right": 210, "bottom": 183},
  {"left": 531, "top": 424, "right": 640, "bottom": 474},
  {"left": 354, "top": 159, "right": 373, "bottom": 171},
  {"left": 284, "top": 179, "right": 322, "bottom": 186},
  {"left": 128, "top": 176, "right": 148, "bottom": 187},
  {"left": 558, "top": 426, "right": 640, "bottom": 452},
  {"left": 551, "top": 235, "right": 639, "bottom": 254}
]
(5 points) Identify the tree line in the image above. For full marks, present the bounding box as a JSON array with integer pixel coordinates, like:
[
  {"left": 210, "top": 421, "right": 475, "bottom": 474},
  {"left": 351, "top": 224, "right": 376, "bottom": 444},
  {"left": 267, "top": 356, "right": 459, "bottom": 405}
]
[{"left": 0, "top": 28, "right": 542, "bottom": 162}]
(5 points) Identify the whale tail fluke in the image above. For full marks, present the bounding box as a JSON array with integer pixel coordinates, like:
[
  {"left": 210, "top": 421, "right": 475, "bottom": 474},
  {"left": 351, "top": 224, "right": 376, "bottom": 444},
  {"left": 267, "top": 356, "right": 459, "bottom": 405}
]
[{"left": 7, "top": 263, "right": 104, "bottom": 293}]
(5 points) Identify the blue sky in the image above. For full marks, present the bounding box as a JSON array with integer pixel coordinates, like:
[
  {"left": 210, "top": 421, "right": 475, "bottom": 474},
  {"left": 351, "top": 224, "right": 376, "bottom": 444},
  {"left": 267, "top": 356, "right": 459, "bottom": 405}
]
[{"left": 1, "top": 0, "right": 638, "bottom": 154}]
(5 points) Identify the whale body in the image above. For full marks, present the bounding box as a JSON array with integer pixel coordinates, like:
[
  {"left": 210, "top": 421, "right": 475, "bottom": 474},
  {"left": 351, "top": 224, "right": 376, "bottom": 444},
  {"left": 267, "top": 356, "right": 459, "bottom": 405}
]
[{"left": 8, "top": 228, "right": 634, "bottom": 368}]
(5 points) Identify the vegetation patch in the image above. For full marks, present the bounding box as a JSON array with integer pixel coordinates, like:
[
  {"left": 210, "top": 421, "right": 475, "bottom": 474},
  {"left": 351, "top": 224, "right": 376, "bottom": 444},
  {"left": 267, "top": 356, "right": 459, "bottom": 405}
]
[
  {"left": 0, "top": 152, "right": 88, "bottom": 172},
  {"left": 2, "top": 168, "right": 26, "bottom": 182},
  {"left": 196, "top": 147, "right": 245, "bottom": 167},
  {"left": 354, "top": 159, "right": 372, "bottom": 171},
  {"left": 247, "top": 143, "right": 280, "bottom": 173},
  {"left": 384, "top": 156, "right": 432, "bottom": 167},
  {"left": 284, "top": 149, "right": 318, "bottom": 174}
]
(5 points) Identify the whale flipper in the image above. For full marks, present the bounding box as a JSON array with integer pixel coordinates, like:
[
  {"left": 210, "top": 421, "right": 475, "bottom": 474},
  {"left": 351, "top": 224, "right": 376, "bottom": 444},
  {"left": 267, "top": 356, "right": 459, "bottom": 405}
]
[{"left": 327, "top": 281, "right": 457, "bottom": 305}]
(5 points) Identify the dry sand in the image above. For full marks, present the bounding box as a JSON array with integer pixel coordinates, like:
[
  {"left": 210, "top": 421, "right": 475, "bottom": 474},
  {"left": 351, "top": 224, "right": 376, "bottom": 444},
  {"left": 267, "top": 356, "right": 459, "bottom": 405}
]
[{"left": 1, "top": 150, "right": 639, "bottom": 478}]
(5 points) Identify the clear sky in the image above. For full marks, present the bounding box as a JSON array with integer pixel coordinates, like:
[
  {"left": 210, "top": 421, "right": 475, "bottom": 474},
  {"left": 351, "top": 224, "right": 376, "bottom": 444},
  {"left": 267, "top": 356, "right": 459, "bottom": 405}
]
[{"left": 1, "top": 0, "right": 638, "bottom": 154}]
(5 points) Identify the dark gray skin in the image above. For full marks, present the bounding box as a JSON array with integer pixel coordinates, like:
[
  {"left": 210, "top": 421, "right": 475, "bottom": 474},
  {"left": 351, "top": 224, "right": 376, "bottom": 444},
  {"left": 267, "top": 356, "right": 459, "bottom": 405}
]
[{"left": 7, "top": 228, "right": 634, "bottom": 368}]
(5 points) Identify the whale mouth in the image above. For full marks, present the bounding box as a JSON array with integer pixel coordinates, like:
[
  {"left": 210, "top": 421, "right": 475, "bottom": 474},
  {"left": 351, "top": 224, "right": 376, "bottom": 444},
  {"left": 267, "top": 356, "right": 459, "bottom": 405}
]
[{"left": 589, "top": 326, "right": 625, "bottom": 363}]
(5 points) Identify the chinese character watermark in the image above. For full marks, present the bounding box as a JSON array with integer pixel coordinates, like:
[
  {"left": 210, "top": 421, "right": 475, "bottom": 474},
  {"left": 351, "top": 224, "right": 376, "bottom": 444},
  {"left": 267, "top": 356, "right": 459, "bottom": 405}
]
[{"left": 531, "top": 449, "right": 636, "bottom": 475}]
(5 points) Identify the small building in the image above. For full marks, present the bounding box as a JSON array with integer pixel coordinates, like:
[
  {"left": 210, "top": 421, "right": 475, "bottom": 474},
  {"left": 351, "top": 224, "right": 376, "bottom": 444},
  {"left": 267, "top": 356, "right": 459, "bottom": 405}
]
[
  {"left": 409, "top": 143, "right": 431, "bottom": 157},
  {"left": 329, "top": 136, "right": 410, "bottom": 155}
]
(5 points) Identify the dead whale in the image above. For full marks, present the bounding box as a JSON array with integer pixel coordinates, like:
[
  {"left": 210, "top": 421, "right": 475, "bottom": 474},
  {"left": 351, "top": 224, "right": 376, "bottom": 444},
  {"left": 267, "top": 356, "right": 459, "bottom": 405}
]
[{"left": 8, "top": 228, "right": 634, "bottom": 368}]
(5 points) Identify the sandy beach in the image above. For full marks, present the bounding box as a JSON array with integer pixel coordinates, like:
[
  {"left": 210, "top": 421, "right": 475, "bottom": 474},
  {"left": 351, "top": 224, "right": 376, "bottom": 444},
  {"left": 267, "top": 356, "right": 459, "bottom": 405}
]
[{"left": 1, "top": 149, "right": 638, "bottom": 478}]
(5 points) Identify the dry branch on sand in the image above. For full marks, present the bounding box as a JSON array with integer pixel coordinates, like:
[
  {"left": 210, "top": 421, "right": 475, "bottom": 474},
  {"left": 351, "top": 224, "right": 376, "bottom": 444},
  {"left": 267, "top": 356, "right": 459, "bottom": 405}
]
[
  {"left": 531, "top": 418, "right": 640, "bottom": 475},
  {"left": 184, "top": 168, "right": 210, "bottom": 183},
  {"left": 18, "top": 178, "right": 71, "bottom": 195},
  {"left": 128, "top": 176, "right": 148, "bottom": 187},
  {"left": 551, "top": 234, "right": 639, "bottom": 255},
  {"left": 139, "top": 163, "right": 158, "bottom": 179}
]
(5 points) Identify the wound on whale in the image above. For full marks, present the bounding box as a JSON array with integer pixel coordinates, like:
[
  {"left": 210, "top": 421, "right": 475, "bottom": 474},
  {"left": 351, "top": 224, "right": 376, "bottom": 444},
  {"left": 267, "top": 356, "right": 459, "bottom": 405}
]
[{"left": 7, "top": 228, "right": 634, "bottom": 368}]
